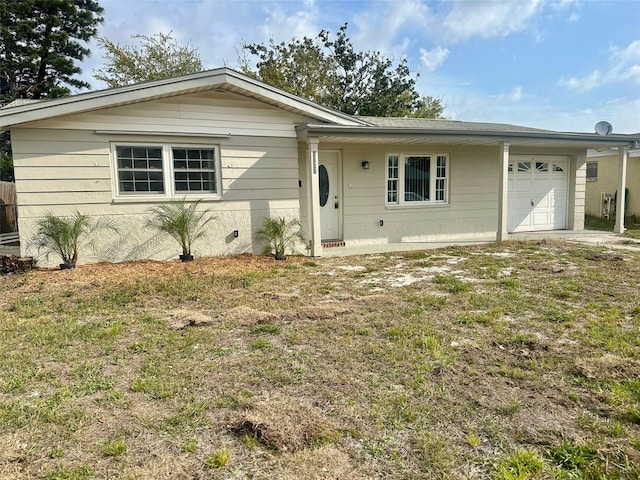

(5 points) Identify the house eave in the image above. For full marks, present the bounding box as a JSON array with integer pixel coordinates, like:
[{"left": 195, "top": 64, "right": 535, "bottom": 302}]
[
  {"left": 0, "top": 68, "right": 366, "bottom": 129},
  {"left": 297, "top": 124, "right": 640, "bottom": 149}
]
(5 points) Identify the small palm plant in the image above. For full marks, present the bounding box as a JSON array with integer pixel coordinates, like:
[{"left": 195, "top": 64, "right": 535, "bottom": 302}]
[
  {"left": 32, "top": 211, "right": 117, "bottom": 269},
  {"left": 255, "top": 216, "right": 304, "bottom": 260},
  {"left": 145, "top": 198, "right": 214, "bottom": 261}
]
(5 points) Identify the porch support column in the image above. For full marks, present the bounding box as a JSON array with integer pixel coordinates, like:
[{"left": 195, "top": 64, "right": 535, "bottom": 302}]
[
  {"left": 307, "top": 137, "right": 323, "bottom": 256},
  {"left": 614, "top": 146, "right": 629, "bottom": 234},
  {"left": 497, "top": 142, "right": 510, "bottom": 241}
]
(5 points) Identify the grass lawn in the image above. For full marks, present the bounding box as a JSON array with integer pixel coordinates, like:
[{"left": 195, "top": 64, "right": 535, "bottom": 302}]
[
  {"left": 1, "top": 241, "right": 640, "bottom": 479},
  {"left": 585, "top": 214, "right": 640, "bottom": 239}
]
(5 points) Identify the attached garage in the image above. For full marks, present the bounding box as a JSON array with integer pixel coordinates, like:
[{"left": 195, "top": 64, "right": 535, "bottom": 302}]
[{"left": 508, "top": 155, "right": 569, "bottom": 232}]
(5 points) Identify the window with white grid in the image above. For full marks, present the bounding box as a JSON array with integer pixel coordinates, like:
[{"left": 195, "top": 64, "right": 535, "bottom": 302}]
[
  {"left": 387, "top": 155, "right": 399, "bottom": 203},
  {"left": 114, "top": 143, "right": 221, "bottom": 198},
  {"left": 172, "top": 148, "right": 217, "bottom": 193},
  {"left": 386, "top": 153, "right": 448, "bottom": 205}
]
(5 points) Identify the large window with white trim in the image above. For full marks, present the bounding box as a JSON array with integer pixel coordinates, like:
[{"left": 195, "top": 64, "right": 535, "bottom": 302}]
[
  {"left": 386, "top": 153, "right": 448, "bottom": 205},
  {"left": 113, "top": 143, "right": 221, "bottom": 197}
]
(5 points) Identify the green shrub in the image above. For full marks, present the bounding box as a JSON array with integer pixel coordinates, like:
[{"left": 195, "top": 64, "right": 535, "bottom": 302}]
[
  {"left": 146, "top": 198, "right": 214, "bottom": 259},
  {"left": 255, "top": 216, "right": 304, "bottom": 260},
  {"left": 32, "top": 210, "right": 117, "bottom": 267}
]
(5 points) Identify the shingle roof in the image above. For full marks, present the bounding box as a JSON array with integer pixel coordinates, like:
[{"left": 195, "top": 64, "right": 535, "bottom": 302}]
[
  {"left": 357, "top": 116, "right": 555, "bottom": 134},
  {"left": 0, "top": 98, "right": 41, "bottom": 109}
]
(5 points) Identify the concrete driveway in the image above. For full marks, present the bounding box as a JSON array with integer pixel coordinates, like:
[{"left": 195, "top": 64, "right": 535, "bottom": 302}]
[
  {"left": 509, "top": 230, "right": 640, "bottom": 252},
  {"left": 323, "top": 230, "right": 640, "bottom": 257}
]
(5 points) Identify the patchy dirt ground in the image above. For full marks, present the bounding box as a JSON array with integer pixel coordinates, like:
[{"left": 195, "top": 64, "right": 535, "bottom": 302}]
[{"left": 1, "top": 240, "right": 639, "bottom": 479}]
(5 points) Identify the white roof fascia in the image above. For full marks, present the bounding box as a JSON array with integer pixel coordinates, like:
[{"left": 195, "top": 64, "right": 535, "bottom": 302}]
[
  {"left": 588, "top": 148, "right": 640, "bottom": 158},
  {"left": 299, "top": 123, "right": 640, "bottom": 148},
  {"left": 0, "top": 68, "right": 366, "bottom": 129}
]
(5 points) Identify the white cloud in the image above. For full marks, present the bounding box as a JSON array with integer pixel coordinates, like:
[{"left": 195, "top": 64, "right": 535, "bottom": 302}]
[
  {"left": 351, "top": 0, "right": 431, "bottom": 58},
  {"left": 549, "top": 0, "right": 579, "bottom": 10},
  {"left": 558, "top": 71, "right": 603, "bottom": 92},
  {"left": 259, "top": 2, "right": 319, "bottom": 41},
  {"left": 559, "top": 39, "right": 640, "bottom": 92},
  {"left": 622, "top": 65, "right": 640, "bottom": 82},
  {"left": 499, "top": 86, "right": 524, "bottom": 102},
  {"left": 612, "top": 40, "right": 640, "bottom": 65},
  {"left": 439, "top": 0, "right": 543, "bottom": 42},
  {"left": 419, "top": 46, "right": 449, "bottom": 71}
]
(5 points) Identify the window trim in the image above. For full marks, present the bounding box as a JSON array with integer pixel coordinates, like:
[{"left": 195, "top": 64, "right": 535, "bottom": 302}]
[
  {"left": 385, "top": 152, "right": 449, "bottom": 206},
  {"left": 111, "top": 142, "right": 222, "bottom": 200}
]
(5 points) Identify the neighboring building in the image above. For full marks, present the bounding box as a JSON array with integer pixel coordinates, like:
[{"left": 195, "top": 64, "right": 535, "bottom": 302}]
[
  {"left": 0, "top": 68, "right": 637, "bottom": 266},
  {"left": 585, "top": 146, "right": 639, "bottom": 219}
]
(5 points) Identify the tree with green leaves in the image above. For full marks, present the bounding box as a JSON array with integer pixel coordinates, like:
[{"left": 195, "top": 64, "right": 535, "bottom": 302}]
[
  {"left": 93, "top": 32, "right": 204, "bottom": 87},
  {"left": 239, "top": 23, "right": 443, "bottom": 118},
  {"left": 0, "top": 0, "right": 104, "bottom": 103}
]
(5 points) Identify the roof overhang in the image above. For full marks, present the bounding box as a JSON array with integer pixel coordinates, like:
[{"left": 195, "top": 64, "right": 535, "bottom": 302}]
[
  {"left": 297, "top": 124, "right": 640, "bottom": 150},
  {"left": 0, "top": 68, "right": 367, "bottom": 129}
]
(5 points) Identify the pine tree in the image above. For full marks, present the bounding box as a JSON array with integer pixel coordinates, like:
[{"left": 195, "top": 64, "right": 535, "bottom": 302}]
[
  {"left": 0, "top": 0, "right": 103, "bottom": 181},
  {"left": 0, "top": 0, "right": 104, "bottom": 103}
]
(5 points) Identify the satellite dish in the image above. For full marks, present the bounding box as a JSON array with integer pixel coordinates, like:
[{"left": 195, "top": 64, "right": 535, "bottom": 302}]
[{"left": 595, "top": 121, "right": 613, "bottom": 135}]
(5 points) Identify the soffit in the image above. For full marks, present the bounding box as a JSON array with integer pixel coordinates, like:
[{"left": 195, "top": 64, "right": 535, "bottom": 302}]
[{"left": 299, "top": 126, "right": 639, "bottom": 150}]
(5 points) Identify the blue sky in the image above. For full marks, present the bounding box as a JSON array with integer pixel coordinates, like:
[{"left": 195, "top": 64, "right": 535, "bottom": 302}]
[{"left": 78, "top": 0, "right": 640, "bottom": 133}]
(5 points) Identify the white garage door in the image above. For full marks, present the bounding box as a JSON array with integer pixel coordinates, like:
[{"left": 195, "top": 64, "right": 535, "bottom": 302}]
[{"left": 508, "top": 155, "right": 568, "bottom": 233}]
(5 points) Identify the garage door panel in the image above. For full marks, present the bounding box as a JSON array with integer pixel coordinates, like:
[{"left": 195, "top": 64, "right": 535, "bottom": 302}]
[
  {"left": 513, "top": 195, "right": 532, "bottom": 209},
  {"left": 508, "top": 155, "right": 568, "bottom": 232},
  {"left": 546, "top": 195, "right": 555, "bottom": 207},
  {"left": 533, "top": 178, "right": 552, "bottom": 192},
  {"left": 531, "top": 197, "right": 545, "bottom": 208},
  {"left": 552, "top": 211, "right": 566, "bottom": 228},
  {"left": 512, "top": 212, "right": 530, "bottom": 229},
  {"left": 532, "top": 211, "right": 551, "bottom": 226},
  {"left": 514, "top": 179, "right": 533, "bottom": 192}
]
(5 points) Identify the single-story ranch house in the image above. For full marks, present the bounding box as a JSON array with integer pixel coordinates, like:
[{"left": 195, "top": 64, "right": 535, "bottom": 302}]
[{"left": 0, "top": 68, "right": 638, "bottom": 266}]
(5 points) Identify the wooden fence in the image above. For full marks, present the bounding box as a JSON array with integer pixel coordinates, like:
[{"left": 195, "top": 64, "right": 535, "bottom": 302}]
[{"left": 0, "top": 181, "right": 17, "bottom": 233}]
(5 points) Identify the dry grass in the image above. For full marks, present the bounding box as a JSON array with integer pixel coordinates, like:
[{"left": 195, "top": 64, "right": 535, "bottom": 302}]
[
  {"left": 1, "top": 240, "right": 640, "bottom": 479},
  {"left": 236, "top": 393, "right": 339, "bottom": 452}
]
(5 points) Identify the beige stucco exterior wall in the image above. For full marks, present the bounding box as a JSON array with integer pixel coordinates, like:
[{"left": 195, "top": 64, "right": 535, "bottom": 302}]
[
  {"left": 11, "top": 91, "right": 308, "bottom": 266},
  {"left": 585, "top": 151, "right": 640, "bottom": 217}
]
